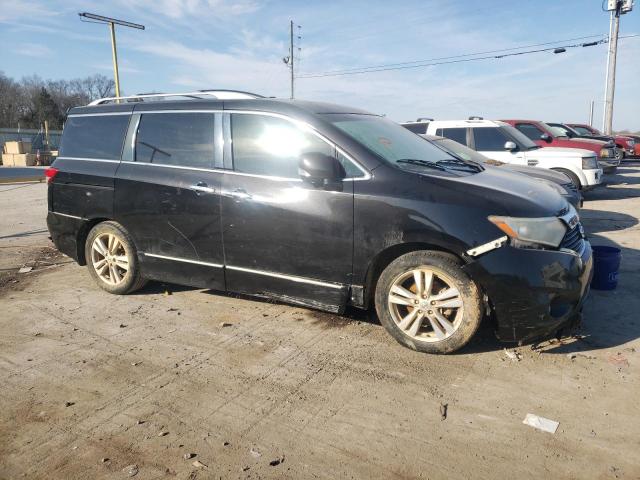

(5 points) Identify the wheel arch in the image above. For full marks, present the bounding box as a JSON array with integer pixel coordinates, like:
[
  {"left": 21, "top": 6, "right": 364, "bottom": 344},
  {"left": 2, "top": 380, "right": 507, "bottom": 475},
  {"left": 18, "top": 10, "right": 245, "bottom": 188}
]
[
  {"left": 76, "top": 217, "right": 112, "bottom": 265},
  {"left": 551, "top": 167, "right": 582, "bottom": 188}
]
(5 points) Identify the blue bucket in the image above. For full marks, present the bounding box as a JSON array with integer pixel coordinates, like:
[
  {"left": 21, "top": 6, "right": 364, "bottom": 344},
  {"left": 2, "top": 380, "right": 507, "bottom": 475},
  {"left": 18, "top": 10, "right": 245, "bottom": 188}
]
[{"left": 591, "top": 246, "right": 621, "bottom": 290}]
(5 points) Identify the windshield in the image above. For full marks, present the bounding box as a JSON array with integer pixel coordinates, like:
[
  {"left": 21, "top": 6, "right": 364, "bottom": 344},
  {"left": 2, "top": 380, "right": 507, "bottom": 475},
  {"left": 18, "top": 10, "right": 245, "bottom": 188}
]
[
  {"left": 433, "top": 137, "right": 489, "bottom": 163},
  {"left": 324, "top": 114, "right": 459, "bottom": 167},
  {"left": 573, "top": 125, "right": 594, "bottom": 136},
  {"left": 549, "top": 125, "right": 570, "bottom": 137},
  {"left": 539, "top": 121, "right": 567, "bottom": 138},
  {"left": 500, "top": 124, "right": 540, "bottom": 150}
]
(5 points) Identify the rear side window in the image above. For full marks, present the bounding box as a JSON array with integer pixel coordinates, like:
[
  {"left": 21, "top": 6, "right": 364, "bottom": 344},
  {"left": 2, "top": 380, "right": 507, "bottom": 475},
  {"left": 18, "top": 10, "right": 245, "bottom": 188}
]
[
  {"left": 59, "top": 114, "right": 129, "bottom": 160},
  {"left": 231, "top": 114, "right": 334, "bottom": 178},
  {"left": 472, "top": 127, "right": 508, "bottom": 151},
  {"left": 435, "top": 127, "right": 467, "bottom": 145},
  {"left": 403, "top": 123, "right": 428, "bottom": 134},
  {"left": 515, "top": 123, "right": 544, "bottom": 141},
  {"left": 135, "top": 113, "right": 215, "bottom": 169}
]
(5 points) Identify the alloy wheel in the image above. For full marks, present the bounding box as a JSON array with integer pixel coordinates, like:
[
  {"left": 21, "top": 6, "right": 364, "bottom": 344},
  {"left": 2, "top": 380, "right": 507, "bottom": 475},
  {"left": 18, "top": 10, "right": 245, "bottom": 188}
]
[
  {"left": 387, "top": 267, "right": 463, "bottom": 342},
  {"left": 90, "top": 233, "right": 129, "bottom": 286}
]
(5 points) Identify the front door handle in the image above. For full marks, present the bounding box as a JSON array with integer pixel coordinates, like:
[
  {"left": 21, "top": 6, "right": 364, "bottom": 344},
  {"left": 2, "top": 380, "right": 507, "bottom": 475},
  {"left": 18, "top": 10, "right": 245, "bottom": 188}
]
[{"left": 190, "top": 182, "right": 215, "bottom": 195}]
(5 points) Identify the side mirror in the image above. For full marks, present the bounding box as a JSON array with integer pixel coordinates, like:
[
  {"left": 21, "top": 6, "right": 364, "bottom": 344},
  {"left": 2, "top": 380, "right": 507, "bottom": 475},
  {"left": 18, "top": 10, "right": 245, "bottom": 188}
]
[
  {"left": 504, "top": 141, "right": 517, "bottom": 151},
  {"left": 298, "top": 152, "right": 344, "bottom": 186},
  {"left": 540, "top": 133, "right": 553, "bottom": 143}
]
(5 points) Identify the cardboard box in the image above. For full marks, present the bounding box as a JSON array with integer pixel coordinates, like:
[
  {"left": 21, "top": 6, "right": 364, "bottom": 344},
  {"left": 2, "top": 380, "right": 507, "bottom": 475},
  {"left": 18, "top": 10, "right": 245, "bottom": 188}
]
[
  {"left": 4, "top": 141, "right": 32, "bottom": 154},
  {"left": 2, "top": 153, "right": 14, "bottom": 166},
  {"left": 2, "top": 153, "right": 37, "bottom": 166},
  {"left": 13, "top": 153, "right": 37, "bottom": 166}
]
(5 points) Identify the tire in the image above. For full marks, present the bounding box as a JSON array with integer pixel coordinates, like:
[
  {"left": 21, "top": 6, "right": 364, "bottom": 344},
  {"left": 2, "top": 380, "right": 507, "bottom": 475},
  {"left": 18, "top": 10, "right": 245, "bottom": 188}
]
[
  {"left": 614, "top": 148, "right": 624, "bottom": 161},
  {"left": 84, "top": 221, "right": 147, "bottom": 295},
  {"left": 553, "top": 168, "right": 581, "bottom": 190},
  {"left": 374, "top": 251, "right": 482, "bottom": 354}
]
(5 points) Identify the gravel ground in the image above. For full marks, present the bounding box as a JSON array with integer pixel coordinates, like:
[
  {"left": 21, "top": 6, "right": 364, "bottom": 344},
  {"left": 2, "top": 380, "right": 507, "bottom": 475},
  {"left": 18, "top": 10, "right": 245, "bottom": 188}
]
[{"left": 0, "top": 165, "right": 639, "bottom": 480}]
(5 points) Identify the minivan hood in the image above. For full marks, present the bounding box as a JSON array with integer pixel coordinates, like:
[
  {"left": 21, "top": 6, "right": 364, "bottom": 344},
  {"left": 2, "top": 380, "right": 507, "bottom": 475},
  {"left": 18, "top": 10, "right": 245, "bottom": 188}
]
[{"left": 427, "top": 164, "right": 567, "bottom": 217}]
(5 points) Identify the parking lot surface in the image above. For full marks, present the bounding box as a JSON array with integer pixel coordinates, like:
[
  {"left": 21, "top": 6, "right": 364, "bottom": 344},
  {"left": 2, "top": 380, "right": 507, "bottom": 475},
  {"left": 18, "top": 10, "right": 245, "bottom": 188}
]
[{"left": 1, "top": 166, "right": 639, "bottom": 479}]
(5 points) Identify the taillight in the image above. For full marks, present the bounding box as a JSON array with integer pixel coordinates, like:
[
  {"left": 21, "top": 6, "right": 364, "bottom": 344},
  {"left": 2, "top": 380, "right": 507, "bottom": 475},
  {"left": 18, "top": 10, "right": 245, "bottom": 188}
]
[{"left": 45, "top": 167, "right": 59, "bottom": 184}]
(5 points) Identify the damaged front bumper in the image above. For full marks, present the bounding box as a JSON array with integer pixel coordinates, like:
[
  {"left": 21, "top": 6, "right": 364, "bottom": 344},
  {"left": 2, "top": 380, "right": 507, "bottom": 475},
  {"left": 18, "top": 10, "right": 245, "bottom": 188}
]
[{"left": 463, "top": 241, "right": 593, "bottom": 343}]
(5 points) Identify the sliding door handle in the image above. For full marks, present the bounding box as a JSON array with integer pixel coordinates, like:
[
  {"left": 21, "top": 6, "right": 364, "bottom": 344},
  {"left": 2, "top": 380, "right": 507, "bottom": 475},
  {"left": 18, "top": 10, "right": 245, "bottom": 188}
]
[
  {"left": 230, "top": 188, "right": 252, "bottom": 200},
  {"left": 190, "top": 182, "right": 215, "bottom": 195}
]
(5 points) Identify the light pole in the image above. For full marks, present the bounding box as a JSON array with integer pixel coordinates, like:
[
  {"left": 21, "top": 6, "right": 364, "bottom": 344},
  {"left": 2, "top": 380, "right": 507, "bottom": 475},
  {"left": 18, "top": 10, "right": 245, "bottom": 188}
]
[
  {"left": 78, "top": 12, "right": 145, "bottom": 100},
  {"left": 602, "top": 0, "right": 634, "bottom": 134}
]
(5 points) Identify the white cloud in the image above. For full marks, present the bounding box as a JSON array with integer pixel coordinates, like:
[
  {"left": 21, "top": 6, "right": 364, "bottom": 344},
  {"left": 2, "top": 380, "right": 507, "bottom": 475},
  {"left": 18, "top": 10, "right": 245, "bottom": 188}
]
[{"left": 15, "top": 43, "right": 52, "bottom": 57}]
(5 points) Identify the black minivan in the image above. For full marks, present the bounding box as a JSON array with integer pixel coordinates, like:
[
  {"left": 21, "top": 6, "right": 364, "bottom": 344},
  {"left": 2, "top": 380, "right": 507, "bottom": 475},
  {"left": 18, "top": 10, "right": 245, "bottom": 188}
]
[{"left": 46, "top": 92, "right": 593, "bottom": 354}]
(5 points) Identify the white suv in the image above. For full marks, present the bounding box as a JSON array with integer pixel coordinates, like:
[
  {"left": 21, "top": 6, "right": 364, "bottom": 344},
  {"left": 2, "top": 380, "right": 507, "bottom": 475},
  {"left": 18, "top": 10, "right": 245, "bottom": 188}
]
[{"left": 401, "top": 119, "right": 602, "bottom": 189}]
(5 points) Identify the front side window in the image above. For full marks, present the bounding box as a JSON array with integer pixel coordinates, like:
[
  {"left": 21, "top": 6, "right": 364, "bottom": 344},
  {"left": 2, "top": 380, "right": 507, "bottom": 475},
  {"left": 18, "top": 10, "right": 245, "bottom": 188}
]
[
  {"left": 60, "top": 114, "right": 130, "bottom": 160},
  {"left": 135, "top": 113, "right": 215, "bottom": 169},
  {"left": 231, "top": 114, "right": 335, "bottom": 178},
  {"left": 515, "top": 122, "right": 544, "bottom": 141},
  {"left": 435, "top": 127, "right": 467, "bottom": 145},
  {"left": 472, "top": 127, "right": 509, "bottom": 151}
]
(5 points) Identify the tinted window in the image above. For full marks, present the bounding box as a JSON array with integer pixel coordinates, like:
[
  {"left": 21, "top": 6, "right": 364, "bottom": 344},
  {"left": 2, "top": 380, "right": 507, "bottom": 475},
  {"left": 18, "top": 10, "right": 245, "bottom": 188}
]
[
  {"left": 515, "top": 123, "right": 544, "bottom": 141},
  {"left": 231, "top": 114, "right": 334, "bottom": 178},
  {"left": 435, "top": 128, "right": 467, "bottom": 145},
  {"left": 60, "top": 114, "right": 129, "bottom": 160},
  {"left": 403, "top": 123, "right": 428, "bottom": 134},
  {"left": 135, "top": 113, "right": 214, "bottom": 168},
  {"left": 472, "top": 127, "right": 509, "bottom": 151}
]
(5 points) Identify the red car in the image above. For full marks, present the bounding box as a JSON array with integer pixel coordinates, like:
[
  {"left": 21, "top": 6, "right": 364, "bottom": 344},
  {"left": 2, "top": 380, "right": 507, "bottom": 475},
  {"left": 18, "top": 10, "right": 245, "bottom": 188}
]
[
  {"left": 568, "top": 123, "right": 636, "bottom": 159},
  {"left": 501, "top": 119, "right": 619, "bottom": 172}
]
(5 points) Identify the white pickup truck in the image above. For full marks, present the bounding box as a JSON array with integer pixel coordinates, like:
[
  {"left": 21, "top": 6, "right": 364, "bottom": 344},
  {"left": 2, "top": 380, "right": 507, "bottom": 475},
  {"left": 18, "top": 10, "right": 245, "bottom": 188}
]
[{"left": 401, "top": 118, "right": 602, "bottom": 189}]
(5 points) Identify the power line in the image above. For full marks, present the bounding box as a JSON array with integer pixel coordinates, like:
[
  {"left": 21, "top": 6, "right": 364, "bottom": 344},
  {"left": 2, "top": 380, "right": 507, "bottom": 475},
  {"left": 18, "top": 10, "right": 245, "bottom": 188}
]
[
  {"left": 301, "top": 34, "right": 605, "bottom": 76},
  {"left": 298, "top": 33, "right": 639, "bottom": 79}
]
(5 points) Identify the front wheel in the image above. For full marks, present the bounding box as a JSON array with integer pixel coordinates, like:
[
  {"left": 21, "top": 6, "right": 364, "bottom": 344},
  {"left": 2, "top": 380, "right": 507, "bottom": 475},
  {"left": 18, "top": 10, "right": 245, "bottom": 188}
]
[
  {"left": 374, "top": 251, "right": 483, "bottom": 354},
  {"left": 614, "top": 149, "right": 624, "bottom": 161},
  {"left": 85, "top": 221, "right": 147, "bottom": 295}
]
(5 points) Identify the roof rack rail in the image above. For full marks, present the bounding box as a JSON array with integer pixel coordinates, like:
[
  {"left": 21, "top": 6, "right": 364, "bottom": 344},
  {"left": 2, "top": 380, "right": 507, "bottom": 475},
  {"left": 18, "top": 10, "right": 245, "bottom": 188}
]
[
  {"left": 88, "top": 90, "right": 265, "bottom": 106},
  {"left": 416, "top": 117, "right": 434, "bottom": 122}
]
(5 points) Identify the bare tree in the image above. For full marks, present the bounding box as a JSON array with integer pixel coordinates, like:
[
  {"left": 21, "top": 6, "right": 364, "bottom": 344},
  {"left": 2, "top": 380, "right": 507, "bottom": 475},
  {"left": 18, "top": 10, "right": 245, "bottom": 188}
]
[{"left": 0, "top": 73, "right": 116, "bottom": 128}]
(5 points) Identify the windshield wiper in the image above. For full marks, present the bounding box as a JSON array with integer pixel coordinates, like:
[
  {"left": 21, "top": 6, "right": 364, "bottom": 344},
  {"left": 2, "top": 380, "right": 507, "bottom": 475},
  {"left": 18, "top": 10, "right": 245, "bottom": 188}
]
[
  {"left": 396, "top": 159, "right": 447, "bottom": 171},
  {"left": 435, "top": 158, "right": 483, "bottom": 172}
]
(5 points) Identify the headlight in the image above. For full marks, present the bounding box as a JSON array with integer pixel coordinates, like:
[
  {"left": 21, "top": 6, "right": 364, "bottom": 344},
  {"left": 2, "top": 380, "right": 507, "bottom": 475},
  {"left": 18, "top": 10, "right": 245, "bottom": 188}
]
[
  {"left": 488, "top": 215, "right": 567, "bottom": 247},
  {"left": 599, "top": 148, "right": 611, "bottom": 158},
  {"left": 582, "top": 156, "right": 598, "bottom": 169}
]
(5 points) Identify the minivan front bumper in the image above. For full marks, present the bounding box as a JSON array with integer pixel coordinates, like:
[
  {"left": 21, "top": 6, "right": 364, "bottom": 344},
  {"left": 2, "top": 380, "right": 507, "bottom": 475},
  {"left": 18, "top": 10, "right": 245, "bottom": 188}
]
[{"left": 463, "top": 241, "right": 593, "bottom": 343}]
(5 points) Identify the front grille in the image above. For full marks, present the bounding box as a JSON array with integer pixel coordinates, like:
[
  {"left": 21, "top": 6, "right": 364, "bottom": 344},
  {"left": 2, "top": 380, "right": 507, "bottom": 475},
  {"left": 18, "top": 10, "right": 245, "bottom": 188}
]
[{"left": 561, "top": 222, "right": 585, "bottom": 253}]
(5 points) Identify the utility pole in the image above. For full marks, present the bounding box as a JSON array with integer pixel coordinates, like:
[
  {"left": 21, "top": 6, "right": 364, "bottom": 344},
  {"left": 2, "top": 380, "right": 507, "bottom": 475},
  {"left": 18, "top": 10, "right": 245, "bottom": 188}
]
[
  {"left": 589, "top": 100, "right": 595, "bottom": 126},
  {"left": 78, "top": 13, "right": 145, "bottom": 101},
  {"left": 283, "top": 21, "right": 301, "bottom": 99},
  {"left": 602, "top": 0, "right": 634, "bottom": 134}
]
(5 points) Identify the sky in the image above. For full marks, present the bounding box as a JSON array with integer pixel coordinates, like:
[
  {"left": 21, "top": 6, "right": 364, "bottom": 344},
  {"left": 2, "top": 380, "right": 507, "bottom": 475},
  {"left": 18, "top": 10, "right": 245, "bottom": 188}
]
[{"left": 1, "top": 0, "right": 639, "bottom": 130}]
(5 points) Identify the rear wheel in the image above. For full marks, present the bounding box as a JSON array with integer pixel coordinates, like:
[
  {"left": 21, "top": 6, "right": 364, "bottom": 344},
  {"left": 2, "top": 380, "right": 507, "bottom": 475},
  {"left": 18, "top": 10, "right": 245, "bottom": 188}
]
[
  {"left": 85, "top": 221, "right": 146, "bottom": 295},
  {"left": 374, "top": 251, "right": 483, "bottom": 354}
]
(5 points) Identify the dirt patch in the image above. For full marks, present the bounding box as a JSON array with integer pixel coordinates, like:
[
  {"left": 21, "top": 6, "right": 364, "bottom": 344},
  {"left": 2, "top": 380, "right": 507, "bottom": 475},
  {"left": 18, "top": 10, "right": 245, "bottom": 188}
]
[{"left": 0, "top": 246, "right": 69, "bottom": 296}]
